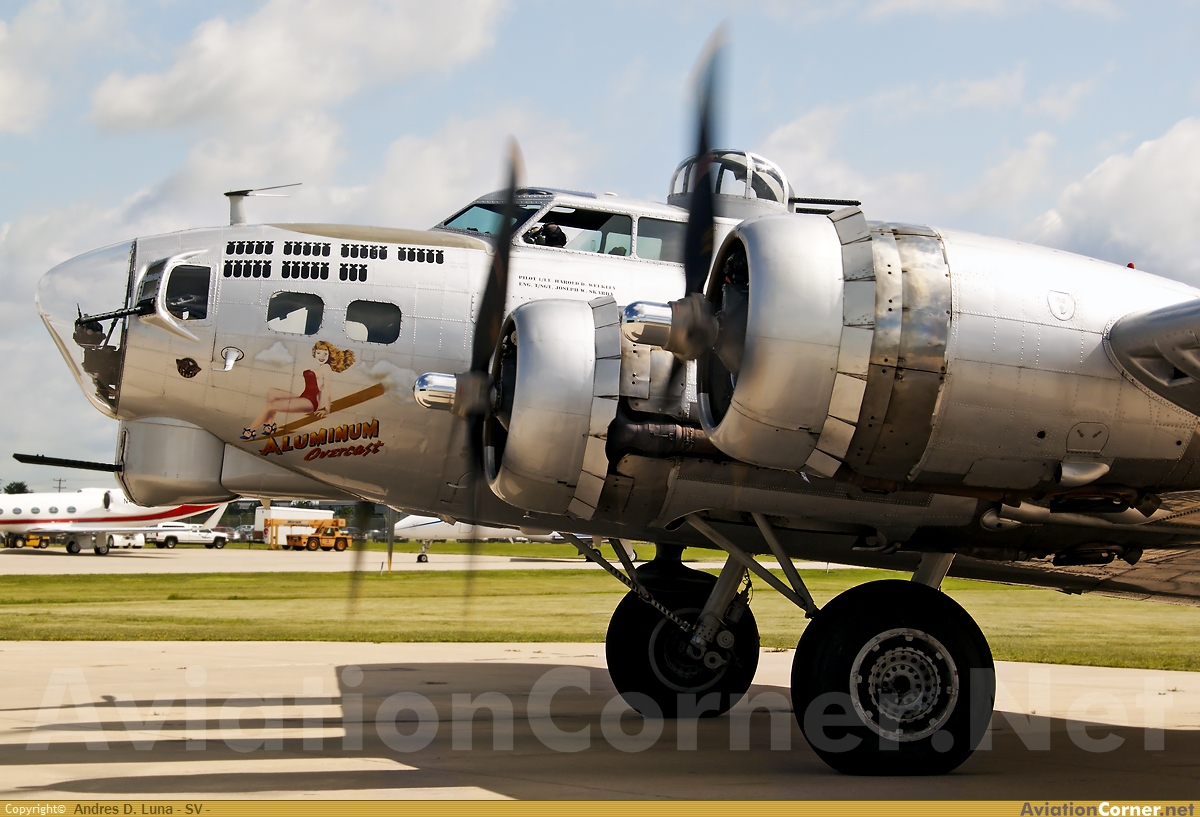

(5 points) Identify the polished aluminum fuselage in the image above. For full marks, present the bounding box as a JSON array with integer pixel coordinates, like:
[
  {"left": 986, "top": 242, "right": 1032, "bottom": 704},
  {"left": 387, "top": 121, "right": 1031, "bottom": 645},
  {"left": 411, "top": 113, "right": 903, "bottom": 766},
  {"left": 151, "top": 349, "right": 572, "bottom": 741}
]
[{"left": 37, "top": 194, "right": 1200, "bottom": 563}]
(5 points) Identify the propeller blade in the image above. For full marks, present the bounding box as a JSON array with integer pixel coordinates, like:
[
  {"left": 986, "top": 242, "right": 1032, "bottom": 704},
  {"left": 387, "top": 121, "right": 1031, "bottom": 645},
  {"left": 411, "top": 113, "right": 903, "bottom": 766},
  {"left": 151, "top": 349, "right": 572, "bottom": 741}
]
[
  {"left": 682, "top": 31, "right": 722, "bottom": 296},
  {"left": 470, "top": 140, "right": 524, "bottom": 377},
  {"left": 345, "top": 499, "right": 375, "bottom": 616}
]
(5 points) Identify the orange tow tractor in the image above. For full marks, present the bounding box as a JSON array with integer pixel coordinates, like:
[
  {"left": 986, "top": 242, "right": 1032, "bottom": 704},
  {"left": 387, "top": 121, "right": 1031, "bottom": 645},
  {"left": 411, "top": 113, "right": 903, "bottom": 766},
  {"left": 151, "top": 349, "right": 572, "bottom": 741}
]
[{"left": 283, "top": 517, "right": 351, "bottom": 552}]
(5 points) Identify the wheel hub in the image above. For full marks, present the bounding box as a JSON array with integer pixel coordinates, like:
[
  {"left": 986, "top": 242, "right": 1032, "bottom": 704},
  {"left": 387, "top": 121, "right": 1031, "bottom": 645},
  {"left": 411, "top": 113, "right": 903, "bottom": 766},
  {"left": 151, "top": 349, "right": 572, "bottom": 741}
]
[
  {"left": 850, "top": 627, "right": 959, "bottom": 741},
  {"left": 648, "top": 610, "right": 727, "bottom": 693}
]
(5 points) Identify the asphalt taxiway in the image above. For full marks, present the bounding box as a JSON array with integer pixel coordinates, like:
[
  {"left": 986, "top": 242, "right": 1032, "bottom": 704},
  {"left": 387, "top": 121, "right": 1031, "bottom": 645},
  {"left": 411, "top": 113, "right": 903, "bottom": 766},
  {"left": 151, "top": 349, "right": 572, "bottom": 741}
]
[
  {"left": 0, "top": 546, "right": 852, "bottom": 575},
  {"left": 1, "top": 641, "right": 1197, "bottom": 800}
]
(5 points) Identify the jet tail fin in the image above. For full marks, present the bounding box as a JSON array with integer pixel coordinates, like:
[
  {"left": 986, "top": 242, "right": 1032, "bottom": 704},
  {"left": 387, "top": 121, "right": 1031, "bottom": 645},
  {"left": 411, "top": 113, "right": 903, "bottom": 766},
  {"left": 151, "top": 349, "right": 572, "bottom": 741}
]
[{"left": 200, "top": 503, "right": 229, "bottom": 529}]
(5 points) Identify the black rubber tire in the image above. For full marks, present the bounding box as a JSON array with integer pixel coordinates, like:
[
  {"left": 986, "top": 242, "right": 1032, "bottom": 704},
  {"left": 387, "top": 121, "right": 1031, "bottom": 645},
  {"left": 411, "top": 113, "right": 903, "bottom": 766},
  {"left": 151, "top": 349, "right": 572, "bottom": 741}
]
[
  {"left": 94, "top": 540, "right": 109, "bottom": 556},
  {"left": 13, "top": 536, "right": 25, "bottom": 549},
  {"left": 155, "top": 542, "right": 166, "bottom": 549},
  {"left": 39, "top": 540, "right": 50, "bottom": 549},
  {"left": 416, "top": 552, "right": 428, "bottom": 563},
  {"left": 204, "top": 543, "right": 213, "bottom": 549},
  {"left": 164, "top": 537, "right": 178, "bottom": 549},
  {"left": 214, "top": 538, "right": 225, "bottom": 549},
  {"left": 66, "top": 539, "right": 80, "bottom": 555},
  {"left": 334, "top": 538, "right": 348, "bottom": 552},
  {"left": 792, "top": 580, "right": 994, "bottom": 776},
  {"left": 606, "top": 573, "right": 759, "bottom": 719},
  {"left": 306, "top": 537, "right": 320, "bottom": 551}
]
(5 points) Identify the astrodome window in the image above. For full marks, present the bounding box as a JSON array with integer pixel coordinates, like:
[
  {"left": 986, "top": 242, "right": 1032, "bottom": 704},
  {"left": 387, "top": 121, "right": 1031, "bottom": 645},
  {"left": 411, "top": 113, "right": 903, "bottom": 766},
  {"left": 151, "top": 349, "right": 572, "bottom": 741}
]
[{"left": 267, "top": 291, "right": 324, "bottom": 336}]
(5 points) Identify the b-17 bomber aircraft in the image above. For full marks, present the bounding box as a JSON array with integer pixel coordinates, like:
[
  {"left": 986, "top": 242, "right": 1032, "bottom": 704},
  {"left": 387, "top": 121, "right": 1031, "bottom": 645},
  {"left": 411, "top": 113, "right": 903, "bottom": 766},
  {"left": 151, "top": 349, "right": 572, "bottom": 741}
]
[{"left": 32, "top": 47, "right": 1200, "bottom": 775}]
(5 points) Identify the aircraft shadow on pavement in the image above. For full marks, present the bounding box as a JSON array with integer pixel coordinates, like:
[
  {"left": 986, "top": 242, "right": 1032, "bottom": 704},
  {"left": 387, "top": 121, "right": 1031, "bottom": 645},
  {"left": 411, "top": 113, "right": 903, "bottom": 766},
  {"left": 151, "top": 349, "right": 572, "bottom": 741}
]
[{"left": 5, "top": 660, "right": 1199, "bottom": 799}]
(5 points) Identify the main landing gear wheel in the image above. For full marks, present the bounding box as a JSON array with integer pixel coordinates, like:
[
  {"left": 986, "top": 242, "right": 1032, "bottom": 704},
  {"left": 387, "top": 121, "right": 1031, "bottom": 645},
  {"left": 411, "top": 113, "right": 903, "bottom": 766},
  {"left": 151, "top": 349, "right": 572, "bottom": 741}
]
[
  {"left": 791, "top": 579, "right": 994, "bottom": 776},
  {"left": 94, "top": 539, "right": 109, "bottom": 556},
  {"left": 416, "top": 552, "right": 428, "bottom": 563},
  {"left": 66, "top": 539, "right": 81, "bottom": 555},
  {"left": 606, "top": 563, "right": 759, "bottom": 719}
]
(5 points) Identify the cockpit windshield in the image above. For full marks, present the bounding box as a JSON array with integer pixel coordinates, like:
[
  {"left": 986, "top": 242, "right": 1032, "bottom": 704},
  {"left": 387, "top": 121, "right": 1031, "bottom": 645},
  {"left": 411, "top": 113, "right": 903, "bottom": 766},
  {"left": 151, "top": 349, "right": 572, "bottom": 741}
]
[{"left": 440, "top": 202, "right": 541, "bottom": 237}]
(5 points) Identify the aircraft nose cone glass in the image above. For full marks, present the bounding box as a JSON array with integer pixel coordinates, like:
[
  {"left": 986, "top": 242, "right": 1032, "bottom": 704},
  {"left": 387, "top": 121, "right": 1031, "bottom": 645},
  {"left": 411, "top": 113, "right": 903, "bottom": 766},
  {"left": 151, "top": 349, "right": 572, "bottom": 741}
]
[{"left": 36, "top": 241, "right": 134, "bottom": 417}]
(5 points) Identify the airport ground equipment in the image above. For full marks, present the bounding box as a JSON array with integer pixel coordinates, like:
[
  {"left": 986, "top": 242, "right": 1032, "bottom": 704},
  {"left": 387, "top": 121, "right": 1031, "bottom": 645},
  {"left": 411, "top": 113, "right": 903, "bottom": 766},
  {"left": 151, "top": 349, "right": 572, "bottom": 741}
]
[{"left": 283, "top": 517, "right": 350, "bottom": 552}]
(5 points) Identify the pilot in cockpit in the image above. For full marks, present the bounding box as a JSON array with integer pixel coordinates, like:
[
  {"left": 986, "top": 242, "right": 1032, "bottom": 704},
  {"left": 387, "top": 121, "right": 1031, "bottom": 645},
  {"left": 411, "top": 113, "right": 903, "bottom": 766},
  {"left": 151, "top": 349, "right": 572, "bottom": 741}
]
[{"left": 523, "top": 221, "right": 567, "bottom": 247}]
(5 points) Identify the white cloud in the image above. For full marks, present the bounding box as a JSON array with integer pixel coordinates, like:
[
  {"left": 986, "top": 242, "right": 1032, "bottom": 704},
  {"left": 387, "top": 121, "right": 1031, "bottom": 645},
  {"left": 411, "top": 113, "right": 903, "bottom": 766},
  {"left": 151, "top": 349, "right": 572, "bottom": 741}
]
[
  {"left": 936, "top": 67, "right": 1025, "bottom": 110},
  {"left": 959, "top": 131, "right": 1057, "bottom": 211},
  {"left": 91, "top": 0, "right": 502, "bottom": 130},
  {"left": 335, "top": 111, "right": 589, "bottom": 229},
  {"left": 0, "top": 0, "right": 113, "bottom": 133},
  {"left": 864, "top": 0, "right": 1118, "bottom": 17},
  {"left": 1036, "top": 118, "right": 1200, "bottom": 284},
  {"left": 756, "top": 106, "right": 933, "bottom": 221},
  {"left": 1028, "top": 76, "right": 1101, "bottom": 121}
]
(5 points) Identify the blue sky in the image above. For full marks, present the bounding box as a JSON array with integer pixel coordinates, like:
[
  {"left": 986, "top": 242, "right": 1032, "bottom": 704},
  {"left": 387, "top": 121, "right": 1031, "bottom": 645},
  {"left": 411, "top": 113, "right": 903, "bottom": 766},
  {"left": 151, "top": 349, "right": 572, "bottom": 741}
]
[{"left": 2, "top": 0, "right": 1200, "bottom": 491}]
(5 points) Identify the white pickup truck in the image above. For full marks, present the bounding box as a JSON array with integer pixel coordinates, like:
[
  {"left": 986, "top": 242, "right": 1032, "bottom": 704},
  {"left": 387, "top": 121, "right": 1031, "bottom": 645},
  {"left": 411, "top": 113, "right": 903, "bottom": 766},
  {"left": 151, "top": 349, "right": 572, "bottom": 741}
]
[{"left": 145, "top": 522, "right": 227, "bottom": 549}]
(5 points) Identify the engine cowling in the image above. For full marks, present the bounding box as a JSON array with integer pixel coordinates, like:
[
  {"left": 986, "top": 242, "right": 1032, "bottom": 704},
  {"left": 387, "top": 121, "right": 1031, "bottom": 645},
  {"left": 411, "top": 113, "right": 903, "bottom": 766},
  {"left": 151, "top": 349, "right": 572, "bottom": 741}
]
[
  {"left": 484, "top": 297, "right": 620, "bottom": 519},
  {"left": 697, "top": 213, "right": 848, "bottom": 474}
]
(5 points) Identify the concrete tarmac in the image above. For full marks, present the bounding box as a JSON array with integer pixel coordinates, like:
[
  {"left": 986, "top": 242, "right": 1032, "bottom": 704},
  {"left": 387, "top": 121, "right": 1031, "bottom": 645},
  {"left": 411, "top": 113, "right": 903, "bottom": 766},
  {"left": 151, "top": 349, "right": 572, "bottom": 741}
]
[
  {"left": 1, "top": 641, "right": 1197, "bottom": 800},
  {"left": 0, "top": 546, "right": 852, "bottom": 575}
]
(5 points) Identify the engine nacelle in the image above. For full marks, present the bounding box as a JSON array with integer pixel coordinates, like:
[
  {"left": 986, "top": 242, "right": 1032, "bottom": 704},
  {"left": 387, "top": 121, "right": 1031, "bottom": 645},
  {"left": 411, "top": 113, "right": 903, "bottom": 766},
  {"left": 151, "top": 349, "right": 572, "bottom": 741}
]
[
  {"left": 698, "top": 213, "right": 850, "bottom": 473},
  {"left": 485, "top": 297, "right": 620, "bottom": 519}
]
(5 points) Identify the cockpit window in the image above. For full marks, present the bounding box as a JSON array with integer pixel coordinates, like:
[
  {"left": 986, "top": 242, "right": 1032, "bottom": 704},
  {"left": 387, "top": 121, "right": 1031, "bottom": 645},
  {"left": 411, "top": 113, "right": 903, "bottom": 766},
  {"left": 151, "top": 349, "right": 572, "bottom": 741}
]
[
  {"left": 345, "top": 300, "right": 402, "bottom": 344},
  {"left": 441, "top": 202, "right": 541, "bottom": 237},
  {"left": 635, "top": 218, "right": 686, "bottom": 264},
  {"left": 524, "top": 208, "right": 632, "bottom": 256},
  {"left": 164, "top": 265, "right": 210, "bottom": 321},
  {"left": 267, "top": 291, "right": 324, "bottom": 335}
]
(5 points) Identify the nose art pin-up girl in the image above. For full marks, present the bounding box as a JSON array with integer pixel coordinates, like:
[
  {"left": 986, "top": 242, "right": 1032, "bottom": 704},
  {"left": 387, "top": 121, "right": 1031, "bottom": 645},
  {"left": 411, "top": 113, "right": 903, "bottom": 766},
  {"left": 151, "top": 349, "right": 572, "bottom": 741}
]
[{"left": 243, "top": 341, "right": 355, "bottom": 439}]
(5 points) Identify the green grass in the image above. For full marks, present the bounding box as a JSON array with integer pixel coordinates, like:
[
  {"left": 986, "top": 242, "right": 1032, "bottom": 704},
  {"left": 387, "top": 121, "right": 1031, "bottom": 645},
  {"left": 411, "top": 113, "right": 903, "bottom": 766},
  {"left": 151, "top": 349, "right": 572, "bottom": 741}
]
[{"left": 3, "top": 568, "right": 1200, "bottom": 671}]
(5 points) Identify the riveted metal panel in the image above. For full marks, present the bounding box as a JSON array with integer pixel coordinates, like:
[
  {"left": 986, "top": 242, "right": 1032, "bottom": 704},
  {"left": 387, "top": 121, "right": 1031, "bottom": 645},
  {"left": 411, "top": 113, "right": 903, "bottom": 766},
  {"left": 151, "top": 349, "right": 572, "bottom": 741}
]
[
  {"left": 865, "top": 368, "right": 945, "bottom": 476},
  {"left": 828, "top": 373, "right": 867, "bottom": 423},
  {"left": 841, "top": 238, "right": 875, "bottom": 281},
  {"left": 844, "top": 231, "right": 906, "bottom": 476},
  {"left": 837, "top": 326, "right": 874, "bottom": 376},
  {"left": 895, "top": 234, "right": 951, "bottom": 374},
  {"left": 843, "top": 281, "right": 877, "bottom": 327}
]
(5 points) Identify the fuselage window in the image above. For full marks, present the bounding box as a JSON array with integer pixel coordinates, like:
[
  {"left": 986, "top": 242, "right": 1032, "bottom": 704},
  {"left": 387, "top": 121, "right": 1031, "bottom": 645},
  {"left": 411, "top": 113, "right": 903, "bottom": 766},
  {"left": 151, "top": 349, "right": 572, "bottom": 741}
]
[
  {"left": 49, "top": 507, "right": 58, "bottom": 513},
  {"left": 524, "top": 208, "right": 632, "bottom": 256},
  {"left": 635, "top": 218, "right": 687, "bottom": 264},
  {"left": 67, "top": 506, "right": 76, "bottom": 513},
  {"left": 165, "top": 265, "right": 211, "bottom": 321},
  {"left": 345, "top": 300, "right": 402, "bottom": 344},
  {"left": 12, "top": 508, "right": 20, "bottom": 514},
  {"left": 31, "top": 507, "right": 40, "bottom": 514},
  {"left": 442, "top": 202, "right": 541, "bottom": 237},
  {"left": 267, "top": 291, "right": 324, "bottom": 335}
]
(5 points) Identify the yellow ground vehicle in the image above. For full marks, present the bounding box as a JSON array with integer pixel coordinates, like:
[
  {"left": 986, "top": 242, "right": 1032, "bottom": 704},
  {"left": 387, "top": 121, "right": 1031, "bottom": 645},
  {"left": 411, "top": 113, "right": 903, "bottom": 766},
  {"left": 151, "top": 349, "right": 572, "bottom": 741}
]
[{"left": 283, "top": 518, "right": 350, "bottom": 552}]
